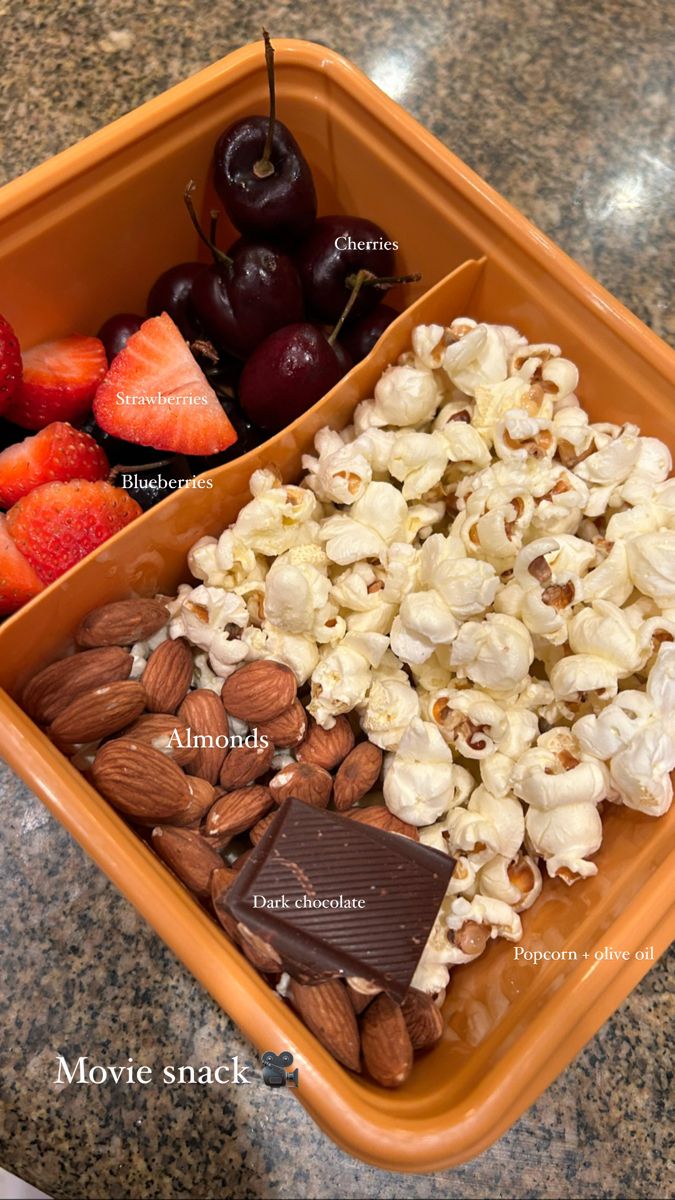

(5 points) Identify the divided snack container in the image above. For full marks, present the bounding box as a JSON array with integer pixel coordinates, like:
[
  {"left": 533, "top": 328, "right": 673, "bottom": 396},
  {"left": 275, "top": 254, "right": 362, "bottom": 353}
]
[{"left": 0, "top": 40, "right": 674, "bottom": 1172}]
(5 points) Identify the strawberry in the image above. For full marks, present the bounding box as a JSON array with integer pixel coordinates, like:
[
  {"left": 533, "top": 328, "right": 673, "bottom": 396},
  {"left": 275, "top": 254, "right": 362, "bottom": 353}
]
[
  {"left": 0, "top": 514, "right": 44, "bottom": 614},
  {"left": 0, "top": 314, "right": 23, "bottom": 415},
  {"left": 5, "top": 335, "right": 107, "bottom": 430},
  {"left": 93, "top": 313, "right": 237, "bottom": 456},
  {"left": 7, "top": 480, "right": 142, "bottom": 585},
  {"left": 0, "top": 422, "right": 109, "bottom": 508}
]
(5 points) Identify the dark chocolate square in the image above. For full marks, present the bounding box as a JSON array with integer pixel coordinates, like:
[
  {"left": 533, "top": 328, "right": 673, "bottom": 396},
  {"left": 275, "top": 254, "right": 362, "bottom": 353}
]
[{"left": 224, "top": 798, "right": 455, "bottom": 1002}]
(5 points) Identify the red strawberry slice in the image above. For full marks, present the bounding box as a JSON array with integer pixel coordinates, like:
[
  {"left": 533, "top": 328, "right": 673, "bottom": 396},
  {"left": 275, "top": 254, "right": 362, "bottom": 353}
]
[
  {"left": 0, "top": 314, "right": 23, "bottom": 416},
  {"left": 93, "top": 313, "right": 237, "bottom": 456},
  {"left": 5, "top": 335, "right": 107, "bottom": 430},
  {"left": 7, "top": 479, "right": 142, "bottom": 585},
  {"left": 0, "top": 513, "right": 44, "bottom": 614},
  {"left": 0, "top": 422, "right": 109, "bottom": 508}
]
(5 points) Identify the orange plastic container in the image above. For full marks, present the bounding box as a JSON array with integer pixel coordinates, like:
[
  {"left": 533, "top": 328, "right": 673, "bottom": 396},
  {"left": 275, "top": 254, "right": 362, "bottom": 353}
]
[{"left": 0, "top": 41, "right": 673, "bottom": 1173}]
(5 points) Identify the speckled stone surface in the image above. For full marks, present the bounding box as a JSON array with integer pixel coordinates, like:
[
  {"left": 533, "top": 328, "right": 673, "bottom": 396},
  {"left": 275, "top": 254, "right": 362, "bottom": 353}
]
[{"left": 1, "top": 1, "right": 674, "bottom": 1198}]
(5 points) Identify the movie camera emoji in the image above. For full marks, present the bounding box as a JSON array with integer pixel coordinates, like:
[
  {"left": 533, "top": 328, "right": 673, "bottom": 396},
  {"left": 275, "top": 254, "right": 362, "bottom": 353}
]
[{"left": 260, "top": 1050, "right": 299, "bottom": 1088}]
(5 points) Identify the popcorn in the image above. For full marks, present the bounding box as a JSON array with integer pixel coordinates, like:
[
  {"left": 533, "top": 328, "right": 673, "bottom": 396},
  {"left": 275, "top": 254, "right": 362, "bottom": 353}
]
[
  {"left": 169, "top": 314, "right": 674, "bottom": 977},
  {"left": 450, "top": 613, "right": 534, "bottom": 693},
  {"left": 567, "top": 600, "right": 641, "bottom": 675},
  {"left": 609, "top": 723, "right": 675, "bottom": 817},
  {"left": 512, "top": 741, "right": 608, "bottom": 811},
  {"left": 168, "top": 585, "right": 248, "bottom": 678},
  {"left": 428, "top": 686, "right": 508, "bottom": 759},
  {"left": 445, "top": 894, "right": 522, "bottom": 946},
  {"left": 319, "top": 481, "right": 409, "bottom": 565},
  {"left": 511, "top": 343, "right": 579, "bottom": 401},
  {"left": 372, "top": 363, "right": 441, "bottom": 426},
  {"left": 390, "top": 591, "right": 458, "bottom": 665},
  {"left": 442, "top": 323, "right": 525, "bottom": 397},
  {"left": 525, "top": 802, "right": 602, "bottom": 881},
  {"left": 389, "top": 431, "right": 449, "bottom": 499},
  {"left": 234, "top": 477, "right": 322, "bottom": 556},
  {"left": 302, "top": 426, "right": 372, "bottom": 505},
  {"left": 581, "top": 541, "right": 633, "bottom": 606},
  {"left": 411, "top": 323, "right": 445, "bottom": 369},
  {"left": 549, "top": 654, "right": 619, "bottom": 702},
  {"left": 383, "top": 718, "right": 460, "bottom": 824},
  {"left": 264, "top": 554, "right": 331, "bottom": 635},
  {"left": 477, "top": 853, "right": 542, "bottom": 911},
  {"left": 494, "top": 411, "right": 556, "bottom": 463},
  {"left": 309, "top": 632, "right": 388, "bottom": 727},
  {"left": 466, "top": 785, "right": 525, "bottom": 860},
  {"left": 188, "top": 530, "right": 263, "bottom": 589},
  {"left": 433, "top": 413, "right": 492, "bottom": 471},
  {"left": 626, "top": 530, "right": 675, "bottom": 605},
  {"left": 419, "top": 534, "right": 499, "bottom": 618},
  {"left": 358, "top": 659, "right": 421, "bottom": 750}
]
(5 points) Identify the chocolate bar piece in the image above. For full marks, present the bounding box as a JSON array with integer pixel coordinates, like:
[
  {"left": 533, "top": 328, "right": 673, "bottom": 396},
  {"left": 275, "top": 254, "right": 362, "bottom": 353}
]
[{"left": 224, "top": 797, "right": 455, "bottom": 1002}]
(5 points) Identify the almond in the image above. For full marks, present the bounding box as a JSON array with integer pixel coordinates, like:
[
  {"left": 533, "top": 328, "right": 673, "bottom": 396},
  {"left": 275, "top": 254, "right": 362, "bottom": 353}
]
[
  {"left": 22, "top": 647, "right": 133, "bottom": 724},
  {"left": 361, "top": 994, "right": 413, "bottom": 1087},
  {"left": 75, "top": 599, "right": 168, "bottom": 648},
  {"left": 400, "top": 989, "right": 444, "bottom": 1050},
  {"left": 297, "top": 715, "right": 355, "bottom": 770},
  {"left": 269, "top": 761, "right": 332, "bottom": 808},
  {"left": 179, "top": 689, "right": 230, "bottom": 784},
  {"left": 347, "top": 982, "right": 378, "bottom": 1015},
  {"left": 124, "top": 714, "right": 197, "bottom": 766},
  {"left": 49, "top": 680, "right": 146, "bottom": 746},
  {"left": 211, "top": 866, "right": 240, "bottom": 941},
  {"left": 142, "top": 637, "right": 193, "bottom": 713},
  {"left": 220, "top": 660, "right": 297, "bottom": 723},
  {"left": 255, "top": 699, "right": 308, "bottom": 749},
  {"left": 344, "top": 805, "right": 419, "bottom": 840},
  {"left": 289, "top": 979, "right": 361, "bottom": 1072},
  {"left": 92, "top": 738, "right": 192, "bottom": 825},
  {"left": 250, "top": 812, "right": 276, "bottom": 845},
  {"left": 204, "top": 785, "right": 273, "bottom": 846},
  {"left": 333, "top": 742, "right": 383, "bottom": 811},
  {"left": 219, "top": 738, "right": 274, "bottom": 790},
  {"left": 182, "top": 776, "right": 217, "bottom": 826},
  {"left": 237, "top": 924, "right": 283, "bottom": 973},
  {"left": 151, "top": 826, "right": 223, "bottom": 899}
]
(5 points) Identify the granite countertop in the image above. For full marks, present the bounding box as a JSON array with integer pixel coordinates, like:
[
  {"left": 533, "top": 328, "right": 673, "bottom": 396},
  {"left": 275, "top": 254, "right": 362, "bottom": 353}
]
[{"left": 1, "top": 2, "right": 673, "bottom": 1198}]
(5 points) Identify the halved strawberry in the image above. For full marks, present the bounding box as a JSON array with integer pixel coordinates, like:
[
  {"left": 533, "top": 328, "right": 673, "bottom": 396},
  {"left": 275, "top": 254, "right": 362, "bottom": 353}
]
[
  {"left": 5, "top": 335, "right": 107, "bottom": 430},
  {"left": 7, "top": 480, "right": 142, "bottom": 585},
  {"left": 0, "top": 422, "right": 109, "bottom": 508},
  {"left": 0, "top": 513, "right": 44, "bottom": 614},
  {"left": 93, "top": 313, "right": 237, "bottom": 456},
  {"left": 0, "top": 314, "right": 23, "bottom": 416}
]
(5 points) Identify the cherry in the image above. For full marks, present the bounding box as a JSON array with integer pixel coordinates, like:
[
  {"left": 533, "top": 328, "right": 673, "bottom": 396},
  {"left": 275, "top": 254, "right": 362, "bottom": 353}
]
[
  {"left": 340, "top": 304, "right": 398, "bottom": 363},
  {"left": 212, "top": 31, "right": 316, "bottom": 242},
  {"left": 147, "top": 262, "right": 204, "bottom": 341},
  {"left": 97, "top": 313, "right": 144, "bottom": 363},
  {"left": 184, "top": 184, "right": 304, "bottom": 360},
  {"left": 235, "top": 269, "right": 381, "bottom": 432},
  {"left": 296, "top": 215, "right": 403, "bottom": 323},
  {"left": 238, "top": 323, "right": 346, "bottom": 431}
]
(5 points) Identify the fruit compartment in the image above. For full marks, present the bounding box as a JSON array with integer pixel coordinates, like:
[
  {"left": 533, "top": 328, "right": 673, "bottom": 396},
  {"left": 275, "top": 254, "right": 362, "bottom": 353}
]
[{"left": 0, "top": 41, "right": 674, "bottom": 1172}]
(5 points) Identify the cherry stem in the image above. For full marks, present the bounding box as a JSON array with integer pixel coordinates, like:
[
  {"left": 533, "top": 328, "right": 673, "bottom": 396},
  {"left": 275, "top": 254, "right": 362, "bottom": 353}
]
[
  {"left": 345, "top": 270, "right": 422, "bottom": 291},
  {"left": 108, "top": 458, "right": 174, "bottom": 485},
  {"left": 184, "top": 182, "right": 232, "bottom": 268},
  {"left": 328, "top": 269, "right": 370, "bottom": 345},
  {"left": 253, "top": 29, "right": 276, "bottom": 179}
]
